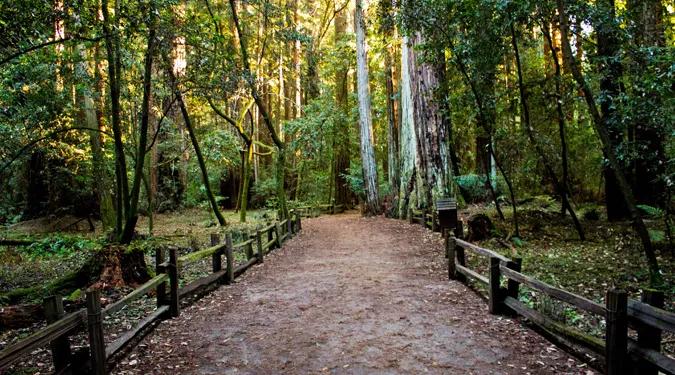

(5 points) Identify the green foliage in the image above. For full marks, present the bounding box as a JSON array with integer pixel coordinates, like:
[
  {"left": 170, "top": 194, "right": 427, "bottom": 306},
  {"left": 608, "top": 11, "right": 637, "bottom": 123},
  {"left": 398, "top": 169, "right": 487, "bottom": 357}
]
[
  {"left": 454, "top": 174, "right": 501, "bottom": 203},
  {"left": 342, "top": 163, "right": 366, "bottom": 199},
  {"left": 24, "top": 234, "right": 99, "bottom": 259},
  {"left": 637, "top": 205, "right": 665, "bottom": 218}
]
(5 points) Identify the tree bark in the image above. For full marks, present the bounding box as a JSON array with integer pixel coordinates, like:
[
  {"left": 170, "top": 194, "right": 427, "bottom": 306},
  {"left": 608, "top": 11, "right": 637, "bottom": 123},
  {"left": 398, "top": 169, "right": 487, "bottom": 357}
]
[
  {"left": 355, "top": 0, "right": 381, "bottom": 216},
  {"left": 397, "top": 37, "right": 418, "bottom": 218},
  {"left": 101, "top": 0, "right": 129, "bottom": 238},
  {"left": 333, "top": 5, "right": 351, "bottom": 207}
]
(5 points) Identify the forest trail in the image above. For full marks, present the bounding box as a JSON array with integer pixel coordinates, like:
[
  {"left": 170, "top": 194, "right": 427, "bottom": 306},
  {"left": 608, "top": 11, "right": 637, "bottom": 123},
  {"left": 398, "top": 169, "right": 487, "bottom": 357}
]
[{"left": 115, "top": 213, "right": 592, "bottom": 374}]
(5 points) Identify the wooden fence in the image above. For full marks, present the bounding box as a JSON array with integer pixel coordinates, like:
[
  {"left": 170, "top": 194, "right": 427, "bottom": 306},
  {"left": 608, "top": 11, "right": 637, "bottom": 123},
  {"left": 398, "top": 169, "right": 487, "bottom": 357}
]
[
  {"left": 294, "top": 203, "right": 345, "bottom": 218},
  {"left": 407, "top": 212, "right": 674, "bottom": 375},
  {"left": 0, "top": 213, "right": 304, "bottom": 374}
]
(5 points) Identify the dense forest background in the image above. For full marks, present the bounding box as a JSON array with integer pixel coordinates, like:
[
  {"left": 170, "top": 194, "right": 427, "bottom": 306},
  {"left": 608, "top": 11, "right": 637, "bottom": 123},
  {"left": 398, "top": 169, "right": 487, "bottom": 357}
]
[{"left": 0, "top": 0, "right": 673, "bottom": 332}]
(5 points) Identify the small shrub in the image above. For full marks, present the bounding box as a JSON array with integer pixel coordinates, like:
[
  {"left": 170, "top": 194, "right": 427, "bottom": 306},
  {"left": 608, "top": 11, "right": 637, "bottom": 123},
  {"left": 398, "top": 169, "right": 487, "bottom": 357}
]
[{"left": 583, "top": 208, "right": 600, "bottom": 221}]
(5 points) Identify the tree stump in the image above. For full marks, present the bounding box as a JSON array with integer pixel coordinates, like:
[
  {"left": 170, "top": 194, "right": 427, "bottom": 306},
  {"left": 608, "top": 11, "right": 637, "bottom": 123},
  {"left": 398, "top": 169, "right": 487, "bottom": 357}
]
[{"left": 467, "top": 214, "right": 494, "bottom": 241}]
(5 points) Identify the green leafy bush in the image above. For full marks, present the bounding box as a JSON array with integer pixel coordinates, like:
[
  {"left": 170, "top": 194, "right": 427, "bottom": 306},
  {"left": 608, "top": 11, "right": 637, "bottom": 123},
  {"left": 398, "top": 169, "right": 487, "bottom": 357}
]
[{"left": 454, "top": 174, "right": 501, "bottom": 203}]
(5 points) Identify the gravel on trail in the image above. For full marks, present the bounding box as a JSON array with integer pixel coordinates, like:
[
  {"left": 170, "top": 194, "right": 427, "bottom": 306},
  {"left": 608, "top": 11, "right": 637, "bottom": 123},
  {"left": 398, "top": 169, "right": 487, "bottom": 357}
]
[{"left": 113, "top": 213, "right": 595, "bottom": 375}]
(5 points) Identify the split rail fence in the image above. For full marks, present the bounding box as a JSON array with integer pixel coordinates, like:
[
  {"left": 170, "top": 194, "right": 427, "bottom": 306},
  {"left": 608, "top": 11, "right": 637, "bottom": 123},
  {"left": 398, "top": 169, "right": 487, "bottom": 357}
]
[
  {"left": 0, "top": 211, "right": 308, "bottom": 374},
  {"left": 406, "top": 211, "right": 675, "bottom": 375}
]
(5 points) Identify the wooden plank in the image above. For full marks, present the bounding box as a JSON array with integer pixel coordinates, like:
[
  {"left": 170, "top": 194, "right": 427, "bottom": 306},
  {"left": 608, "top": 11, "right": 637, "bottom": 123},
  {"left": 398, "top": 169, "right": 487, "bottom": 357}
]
[
  {"left": 233, "top": 239, "right": 254, "bottom": 250},
  {"left": 263, "top": 239, "right": 276, "bottom": 252},
  {"left": 499, "top": 265, "right": 605, "bottom": 316},
  {"left": 628, "top": 298, "right": 675, "bottom": 333},
  {"left": 503, "top": 296, "right": 605, "bottom": 354},
  {"left": 455, "top": 238, "right": 510, "bottom": 262},
  {"left": 105, "top": 305, "right": 169, "bottom": 358},
  {"left": 0, "top": 309, "right": 85, "bottom": 369},
  {"left": 634, "top": 290, "right": 664, "bottom": 375},
  {"left": 261, "top": 223, "right": 276, "bottom": 233},
  {"left": 102, "top": 274, "right": 168, "bottom": 317},
  {"left": 177, "top": 243, "right": 226, "bottom": 265},
  {"left": 456, "top": 264, "right": 488, "bottom": 285},
  {"left": 628, "top": 340, "right": 675, "bottom": 375}
]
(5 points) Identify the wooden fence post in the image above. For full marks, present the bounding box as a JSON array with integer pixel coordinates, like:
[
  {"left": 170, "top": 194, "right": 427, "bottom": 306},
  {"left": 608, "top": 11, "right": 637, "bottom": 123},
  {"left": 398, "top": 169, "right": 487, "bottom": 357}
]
[
  {"left": 605, "top": 289, "right": 628, "bottom": 375},
  {"left": 86, "top": 290, "right": 106, "bottom": 375},
  {"left": 211, "top": 233, "right": 221, "bottom": 273},
  {"left": 297, "top": 214, "right": 302, "bottom": 231},
  {"left": 44, "top": 295, "right": 71, "bottom": 373},
  {"left": 267, "top": 224, "right": 274, "bottom": 248},
  {"left": 155, "top": 248, "right": 166, "bottom": 307},
  {"left": 454, "top": 220, "right": 464, "bottom": 239},
  {"left": 431, "top": 211, "right": 438, "bottom": 232},
  {"left": 635, "top": 290, "right": 663, "bottom": 375},
  {"left": 455, "top": 242, "right": 466, "bottom": 283},
  {"left": 275, "top": 222, "right": 282, "bottom": 247},
  {"left": 225, "top": 233, "right": 234, "bottom": 284},
  {"left": 287, "top": 218, "right": 293, "bottom": 239},
  {"left": 506, "top": 258, "right": 522, "bottom": 299},
  {"left": 255, "top": 226, "right": 264, "bottom": 264},
  {"left": 408, "top": 208, "right": 413, "bottom": 224},
  {"left": 245, "top": 230, "right": 254, "bottom": 260},
  {"left": 168, "top": 248, "right": 180, "bottom": 318},
  {"left": 422, "top": 209, "right": 428, "bottom": 228},
  {"left": 488, "top": 257, "right": 502, "bottom": 314},
  {"left": 446, "top": 235, "right": 456, "bottom": 280}
]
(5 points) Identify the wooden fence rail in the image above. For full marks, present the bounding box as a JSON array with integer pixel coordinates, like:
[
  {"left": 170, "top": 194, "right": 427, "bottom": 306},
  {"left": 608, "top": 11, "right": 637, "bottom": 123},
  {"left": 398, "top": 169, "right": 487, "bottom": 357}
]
[
  {"left": 405, "top": 209, "right": 675, "bottom": 375},
  {"left": 0, "top": 209, "right": 318, "bottom": 374}
]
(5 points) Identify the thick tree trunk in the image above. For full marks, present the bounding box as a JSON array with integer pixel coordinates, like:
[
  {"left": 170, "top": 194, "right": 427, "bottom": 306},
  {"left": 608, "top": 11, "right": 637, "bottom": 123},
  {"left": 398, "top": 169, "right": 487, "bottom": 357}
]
[
  {"left": 384, "top": 41, "right": 399, "bottom": 194},
  {"left": 82, "top": 44, "right": 115, "bottom": 230},
  {"left": 355, "top": 0, "right": 380, "bottom": 216},
  {"left": 397, "top": 37, "right": 418, "bottom": 218},
  {"left": 333, "top": 6, "right": 351, "bottom": 207}
]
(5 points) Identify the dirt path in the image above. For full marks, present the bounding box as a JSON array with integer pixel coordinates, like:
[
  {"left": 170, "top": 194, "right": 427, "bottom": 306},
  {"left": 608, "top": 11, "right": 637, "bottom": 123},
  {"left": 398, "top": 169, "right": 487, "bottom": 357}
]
[{"left": 114, "top": 214, "right": 593, "bottom": 374}]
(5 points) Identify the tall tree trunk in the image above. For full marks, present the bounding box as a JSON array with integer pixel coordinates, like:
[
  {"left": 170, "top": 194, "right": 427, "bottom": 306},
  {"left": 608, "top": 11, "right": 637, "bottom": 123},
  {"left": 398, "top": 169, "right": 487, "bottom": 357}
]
[
  {"left": 240, "top": 142, "right": 253, "bottom": 222},
  {"left": 333, "top": 6, "right": 351, "bottom": 208},
  {"left": 121, "top": 12, "right": 157, "bottom": 243},
  {"left": 384, "top": 41, "right": 399, "bottom": 195},
  {"left": 101, "top": 0, "right": 129, "bottom": 239},
  {"left": 397, "top": 37, "right": 418, "bottom": 218},
  {"left": 556, "top": 0, "right": 661, "bottom": 284},
  {"left": 83, "top": 44, "right": 116, "bottom": 230},
  {"left": 355, "top": 0, "right": 380, "bottom": 216}
]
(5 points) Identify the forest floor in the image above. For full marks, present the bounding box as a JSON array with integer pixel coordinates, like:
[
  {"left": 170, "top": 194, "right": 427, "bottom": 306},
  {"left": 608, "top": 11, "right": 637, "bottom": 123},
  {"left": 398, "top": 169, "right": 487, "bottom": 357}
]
[{"left": 112, "top": 213, "right": 590, "bottom": 375}]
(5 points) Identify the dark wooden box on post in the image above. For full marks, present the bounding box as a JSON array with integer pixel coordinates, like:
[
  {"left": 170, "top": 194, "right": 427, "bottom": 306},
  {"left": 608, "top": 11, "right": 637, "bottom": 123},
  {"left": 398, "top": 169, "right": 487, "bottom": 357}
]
[{"left": 436, "top": 198, "right": 457, "bottom": 234}]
